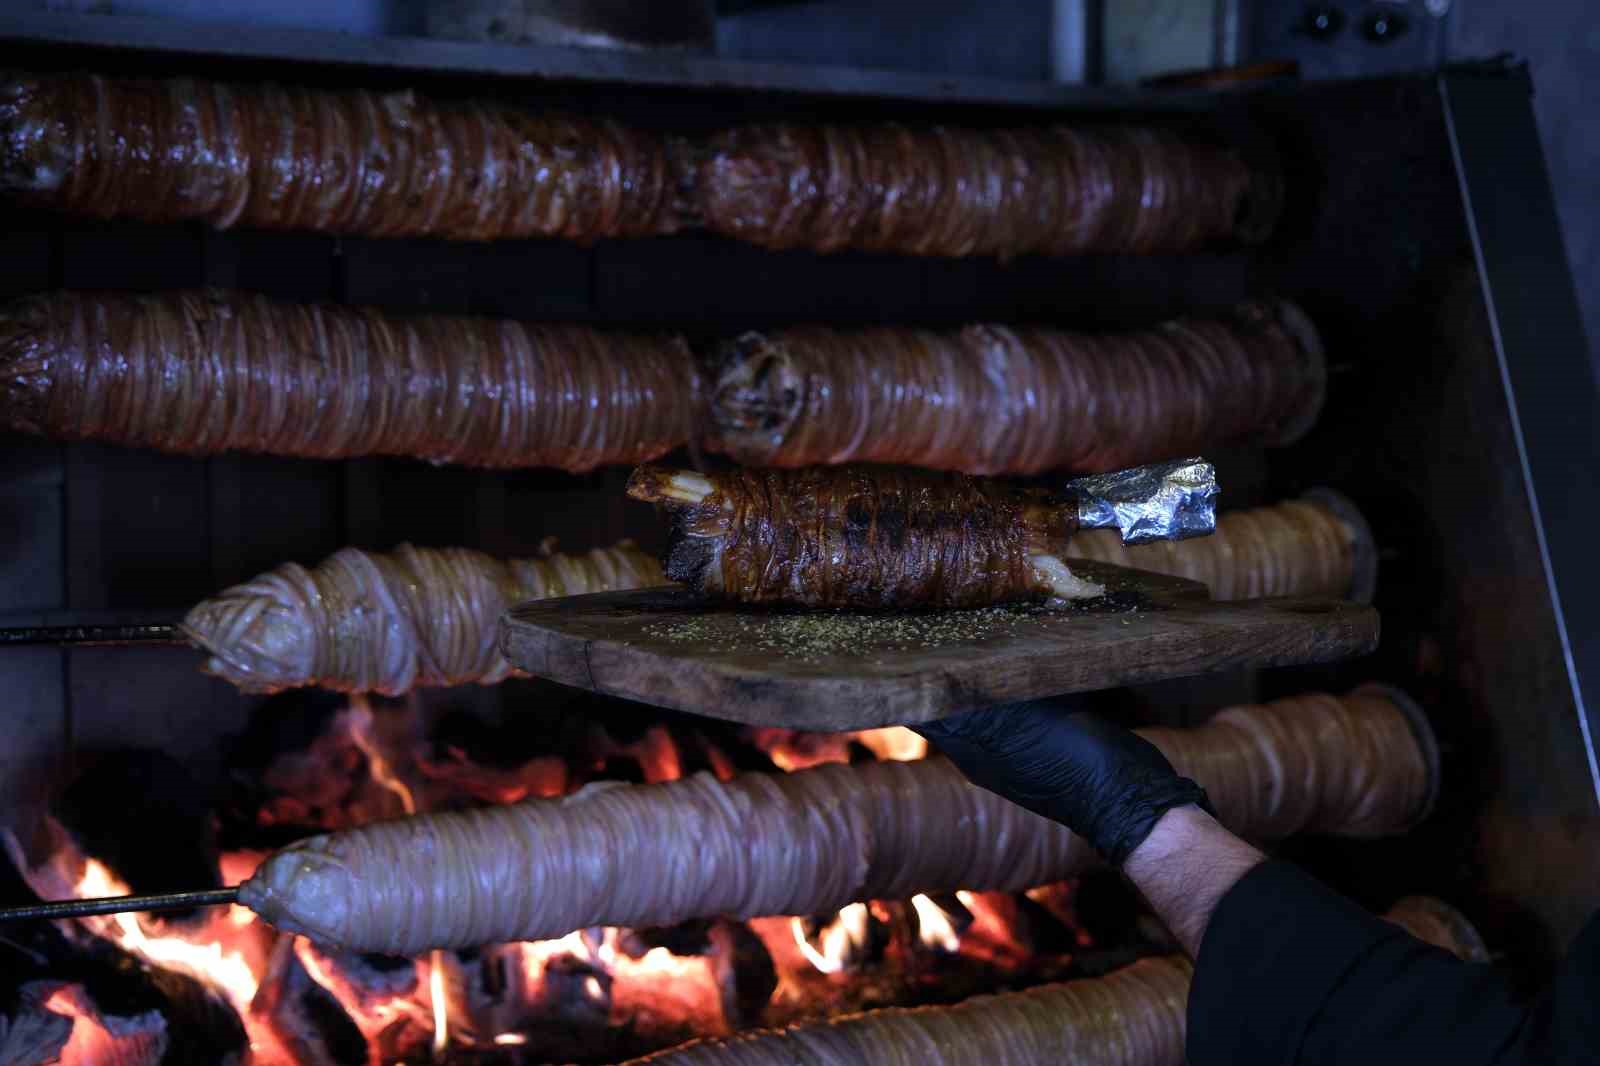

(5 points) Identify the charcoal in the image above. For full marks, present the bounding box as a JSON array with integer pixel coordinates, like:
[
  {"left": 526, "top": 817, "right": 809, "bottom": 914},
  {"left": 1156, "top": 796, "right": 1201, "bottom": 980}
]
[
  {"left": 623, "top": 921, "right": 714, "bottom": 958},
  {"left": 1012, "top": 893, "right": 1081, "bottom": 956},
  {"left": 300, "top": 942, "right": 417, "bottom": 1008},
  {"left": 708, "top": 921, "right": 777, "bottom": 1028},
  {"left": 253, "top": 937, "right": 367, "bottom": 1066},
  {"left": 0, "top": 995, "right": 72, "bottom": 1066}
]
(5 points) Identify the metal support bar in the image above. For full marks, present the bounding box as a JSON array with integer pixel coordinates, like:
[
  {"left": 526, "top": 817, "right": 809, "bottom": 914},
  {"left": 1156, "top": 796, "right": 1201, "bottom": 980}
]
[
  {"left": 1441, "top": 65, "right": 1600, "bottom": 805},
  {"left": 0, "top": 623, "right": 187, "bottom": 648},
  {"left": 0, "top": 887, "right": 240, "bottom": 923}
]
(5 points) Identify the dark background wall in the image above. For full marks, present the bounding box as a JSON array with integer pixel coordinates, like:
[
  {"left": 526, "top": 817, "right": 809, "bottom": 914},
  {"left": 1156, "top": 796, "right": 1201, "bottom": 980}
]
[{"left": 1448, "top": 2, "right": 1598, "bottom": 370}]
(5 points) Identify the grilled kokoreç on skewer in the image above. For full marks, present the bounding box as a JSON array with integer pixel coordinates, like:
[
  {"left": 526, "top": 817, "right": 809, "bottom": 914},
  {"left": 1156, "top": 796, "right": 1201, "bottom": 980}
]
[
  {"left": 239, "top": 687, "right": 1433, "bottom": 953},
  {"left": 704, "top": 301, "right": 1323, "bottom": 475},
  {"left": 1, "top": 69, "right": 681, "bottom": 241},
  {"left": 184, "top": 542, "right": 665, "bottom": 695},
  {"left": 691, "top": 122, "right": 1281, "bottom": 258},
  {"left": 0, "top": 290, "right": 696, "bottom": 470}
]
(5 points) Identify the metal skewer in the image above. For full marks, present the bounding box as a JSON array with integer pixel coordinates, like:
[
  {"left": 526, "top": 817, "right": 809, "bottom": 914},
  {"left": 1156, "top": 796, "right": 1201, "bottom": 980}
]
[
  {"left": 0, "top": 623, "right": 188, "bottom": 647},
  {"left": 0, "top": 887, "right": 240, "bottom": 922}
]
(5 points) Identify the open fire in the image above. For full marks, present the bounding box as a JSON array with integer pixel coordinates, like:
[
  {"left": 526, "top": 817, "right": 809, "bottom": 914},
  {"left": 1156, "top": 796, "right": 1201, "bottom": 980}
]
[{"left": 1, "top": 692, "right": 1109, "bottom": 1064}]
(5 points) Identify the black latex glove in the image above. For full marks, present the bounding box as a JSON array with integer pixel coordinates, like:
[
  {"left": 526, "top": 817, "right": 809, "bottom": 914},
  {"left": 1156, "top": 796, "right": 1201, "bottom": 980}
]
[{"left": 916, "top": 697, "right": 1213, "bottom": 868}]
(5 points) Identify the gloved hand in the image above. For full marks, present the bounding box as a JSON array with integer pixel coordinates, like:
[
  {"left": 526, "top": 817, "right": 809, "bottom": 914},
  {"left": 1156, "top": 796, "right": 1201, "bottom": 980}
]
[{"left": 917, "top": 697, "right": 1213, "bottom": 868}]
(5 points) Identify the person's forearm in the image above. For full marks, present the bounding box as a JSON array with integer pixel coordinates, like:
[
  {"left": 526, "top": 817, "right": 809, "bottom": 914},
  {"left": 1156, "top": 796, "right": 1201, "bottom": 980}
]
[{"left": 1121, "top": 805, "right": 1265, "bottom": 957}]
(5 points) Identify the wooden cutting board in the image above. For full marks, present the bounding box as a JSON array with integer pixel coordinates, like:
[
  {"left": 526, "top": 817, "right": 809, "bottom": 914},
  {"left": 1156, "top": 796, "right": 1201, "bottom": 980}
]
[{"left": 499, "top": 560, "right": 1379, "bottom": 729}]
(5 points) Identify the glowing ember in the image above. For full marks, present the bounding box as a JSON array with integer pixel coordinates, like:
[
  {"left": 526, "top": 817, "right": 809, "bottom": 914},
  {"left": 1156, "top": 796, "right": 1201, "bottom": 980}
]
[
  {"left": 704, "top": 744, "right": 738, "bottom": 781},
  {"left": 911, "top": 894, "right": 961, "bottom": 953},
  {"left": 635, "top": 726, "right": 683, "bottom": 783},
  {"left": 753, "top": 726, "right": 927, "bottom": 772},
  {"left": 510, "top": 926, "right": 726, "bottom": 1033},
  {"left": 749, "top": 728, "right": 855, "bottom": 771},
  {"left": 791, "top": 902, "right": 871, "bottom": 975},
  {"left": 294, "top": 935, "right": 430, "bottom": 1041},
  {"left": 495, "top": 1032, "right": 529, "bottom": 1046},
  {"left": 954, "top": 890, "right": 1033, "bottom": 968},
  {"left": 44, "top": 985, "right": 167, "bottom": 1064},
  {"left": 851, "top": 727, "right": 929, "bottom": 762}
]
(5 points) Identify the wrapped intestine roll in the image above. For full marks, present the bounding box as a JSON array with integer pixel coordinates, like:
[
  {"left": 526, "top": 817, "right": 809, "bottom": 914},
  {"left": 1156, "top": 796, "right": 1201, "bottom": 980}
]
[
  {"left": 628, "top": 956, "right": 1193, "bottom": 1066},
  {"left": 240, "top": 686, "right": 1434, "bottom": 953},
  {"left": 1382, "top": 896, "right": 1491, "bottom": 963},
  {"left": 0, "top": 69, "right": 681, "bottom": 241},
  {"left": 625, "top": 895, "right": 1484, "bottom": 1066},
  {"left": 0, "top": 290, "right": 697, "bottom": 469},
  {"left": 704, "top": 302, "right": 1324, "bottom": 475},
  {"left": 183, "top": 542, "right": 665, "bottom": 695},
  {"left": 692, "top": 122, "right": 1280, "bottom": 258},
  {"left": 1065, "top": 490, "right": 1377, "bottom": 603}
]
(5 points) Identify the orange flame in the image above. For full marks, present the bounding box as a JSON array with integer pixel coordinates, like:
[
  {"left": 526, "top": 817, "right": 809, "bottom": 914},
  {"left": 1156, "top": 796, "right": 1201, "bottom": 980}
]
[
  {"left": 910, "top": 894, "right": 960, "bottom": 953},
  {"left": 510, "top": 926, "right": 725, "bottom": 1034},
  {"left": 74, "top": 860, "right": 259, "bottom": 1014},
  {"left": 430, "top": 950, "right": 449, "bottom": 1057},
  {"left": 346, "top": 696, "right": 418, "bottom": 816},
  {"left": 851, "top": 727, "right": 929, "bottom": 762},
  {"left": 752, "top": 726, "right": 928, "bottom": 772},
  {"left": 952, "top": 890, "right": 1032, "bottom": 968},
  {"left": 791, "top": 903, "right": 871, "bottom": 975},
  {"left": 634, "top": 726, "right": 683, "bottom": 784}
]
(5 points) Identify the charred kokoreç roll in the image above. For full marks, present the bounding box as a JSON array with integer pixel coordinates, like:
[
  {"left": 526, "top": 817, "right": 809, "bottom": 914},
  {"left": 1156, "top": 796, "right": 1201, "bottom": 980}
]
[
  {"left": 703, "top": 301, "right": 1325, "bottom": 476},
  {"left": 625, "top": 459, "right": 1216, "bottom": 610}
]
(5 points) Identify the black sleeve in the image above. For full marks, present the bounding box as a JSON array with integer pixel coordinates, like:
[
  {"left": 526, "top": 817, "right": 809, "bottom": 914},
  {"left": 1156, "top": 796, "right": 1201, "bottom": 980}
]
[{"left": 1186, "top": 860, "right": 1600, "bottom": 1066}]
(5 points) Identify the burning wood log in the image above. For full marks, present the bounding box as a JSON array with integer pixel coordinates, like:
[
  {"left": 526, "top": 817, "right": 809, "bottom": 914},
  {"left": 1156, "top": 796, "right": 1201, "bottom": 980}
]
[
  {"left": 240, "top": 686, "right": 1434, "bottom": 954},
  {"left": 705, "top": 921, "right": 778, "bottom": 1031},
  {"left": 1, "top": 820, "right": 256, "bottom": 1062},
  {"left": 0, "top": 290, "right": 697, "bottom": 471},
  {"left": 0, "top": 991, "right": 74, "bottom": 1066},
  {"left": 703, "top": 302, "right": 1322, "bottom": 474},
  {"left": 622, "top": 895, "right": 1485, "bottom": 1066},
  {"left": 9, "top": 958, "right": 247, "bottom": 1066},
  {"left": 183, "top": 541, "right": 665, "bottom": 695},
  {"left": 1, "top": 70, "right": 683, "bottom": 241},
  {"left": 627, "top": 459, "right": 1213, "bottom": 609},
  {"left": 25, "top": 982, "right": 168, "bottom": 1066}
]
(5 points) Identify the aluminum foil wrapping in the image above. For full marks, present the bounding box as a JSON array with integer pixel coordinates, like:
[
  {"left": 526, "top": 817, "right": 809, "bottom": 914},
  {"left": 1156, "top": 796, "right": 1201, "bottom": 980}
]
[{"left": 1069, "top": 458, "right": 1218, "bottom": 545}]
